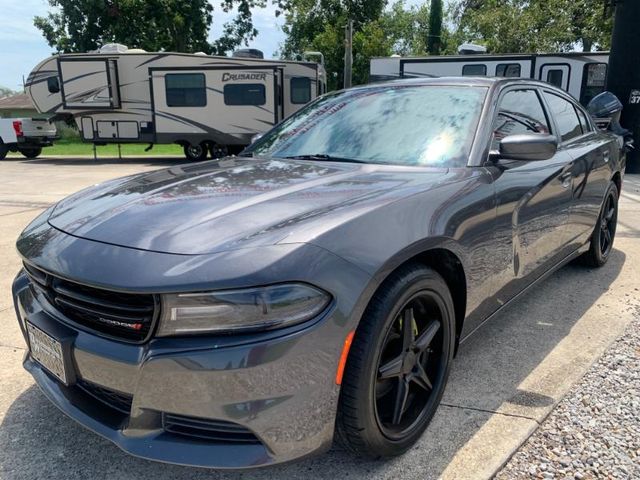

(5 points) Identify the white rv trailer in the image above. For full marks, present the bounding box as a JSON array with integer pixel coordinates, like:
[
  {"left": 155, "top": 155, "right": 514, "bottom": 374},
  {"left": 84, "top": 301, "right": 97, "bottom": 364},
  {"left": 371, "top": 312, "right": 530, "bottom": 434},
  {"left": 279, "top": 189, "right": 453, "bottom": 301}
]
[
  {"left": 26, "top": 47, "right": 327, "bottom": 160},
  {"left": 370, "top": 52, "right": 609, "bottom": 106}
]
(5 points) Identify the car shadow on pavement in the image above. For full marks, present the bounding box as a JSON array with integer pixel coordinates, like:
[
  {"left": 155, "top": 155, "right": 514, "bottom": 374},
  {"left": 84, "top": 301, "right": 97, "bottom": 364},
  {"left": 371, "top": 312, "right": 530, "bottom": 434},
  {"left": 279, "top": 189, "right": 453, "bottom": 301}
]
[{"left": 0, "top": 250, "right": 626, "bottom": 480}]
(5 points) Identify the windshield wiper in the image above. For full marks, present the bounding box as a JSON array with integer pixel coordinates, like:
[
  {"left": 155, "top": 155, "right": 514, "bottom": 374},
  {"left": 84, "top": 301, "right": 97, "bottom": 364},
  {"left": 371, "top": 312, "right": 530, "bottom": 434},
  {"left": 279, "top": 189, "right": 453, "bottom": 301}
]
[{"left": 282, "top": 154, "right": 368, "bottom": 164}]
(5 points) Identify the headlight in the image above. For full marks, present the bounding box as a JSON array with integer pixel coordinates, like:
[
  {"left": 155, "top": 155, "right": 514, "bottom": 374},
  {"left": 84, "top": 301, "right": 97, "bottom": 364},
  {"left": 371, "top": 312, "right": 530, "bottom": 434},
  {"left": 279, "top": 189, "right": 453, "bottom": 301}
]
[{"left": 157, "top": 283, "right": 331, "bottom": 336}]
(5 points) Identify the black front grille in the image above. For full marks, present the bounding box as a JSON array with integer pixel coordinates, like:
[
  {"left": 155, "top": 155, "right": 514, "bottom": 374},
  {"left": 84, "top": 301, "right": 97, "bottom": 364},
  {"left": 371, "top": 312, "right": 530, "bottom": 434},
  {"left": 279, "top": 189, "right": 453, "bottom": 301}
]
[
  {"left": 162, "top": 413, "right": 260, "bottom": 444},
  {"left": 77, "top": 379, "right": 133, "bottom": 414},
  {"left": 24, "top": 262, "right": 158, "bottom": 342}
]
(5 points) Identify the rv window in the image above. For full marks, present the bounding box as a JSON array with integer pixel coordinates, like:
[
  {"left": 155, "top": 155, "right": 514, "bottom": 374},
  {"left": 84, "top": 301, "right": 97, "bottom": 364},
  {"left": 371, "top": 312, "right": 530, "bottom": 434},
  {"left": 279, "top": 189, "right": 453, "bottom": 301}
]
[
  {"left": 492, "top": 89, "right": 550, "bottom": 150},
  {"left": 496, "top": 64, "right": 521, "bottom": 77},
  {"left": 546, "top": 69, "right": 564, "bottom": 89},
  {"left": 580, "top": 63, "right": 607, "bottom": 106},
  {"left": 224, "top": 84, "right": 266, "bottom": 106},
  {"left": 47, "top": 77, "right": 60, "bottom": 94},
  {"left": 543, "top": 92, "right": 582, "bottom": 142},
  {"left": 462, "top": 64, "right": 487, "bottom": 76},
  {"left": 165, "top": 73, "right": 206, "bottom": 107},
  {"left": 291, "top": 77, "right": 311, "bottom": 104}
]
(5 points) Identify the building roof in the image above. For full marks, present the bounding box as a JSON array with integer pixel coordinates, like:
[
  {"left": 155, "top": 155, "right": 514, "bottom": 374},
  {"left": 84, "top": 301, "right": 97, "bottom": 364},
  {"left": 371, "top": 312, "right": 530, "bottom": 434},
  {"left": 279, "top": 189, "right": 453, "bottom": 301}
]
[{"left": 0, "top": 93, "right": 35, "bottom": 110}]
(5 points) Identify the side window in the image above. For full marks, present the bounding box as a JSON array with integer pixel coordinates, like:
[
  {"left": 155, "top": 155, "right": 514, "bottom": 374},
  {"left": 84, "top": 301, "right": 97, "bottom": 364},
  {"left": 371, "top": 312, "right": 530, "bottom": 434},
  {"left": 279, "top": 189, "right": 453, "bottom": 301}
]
[
  {"left": 165, "top": 73, "right": 206, "bottom": 107},
  {"left": 492, "top": 89, "right": 550, "bottom": 150},
  {"left": 496, "top": 64, "right": 521, "bottom": 78},
  {"left": 224, "top": 84, "right": 266, "bottom": 106},
  {"left": 546, "top": 69, "right": 564, "bottom": 89},
  {"left": 581, "top": 63, "right": 607, "bottom": 106},
  {"left": 462, "top": 64, "right": 487, "bottom": 76},
  {"left": 47, "top": 77, "right": 60, "bottom": 94},
  {"left": 291, "top": 77, "right": 311, "bottom": 104},
  {"left": 543, "top": 92, "right": 583, "bottom": 142},
  {"left": 576, "top": 107, "right": 592, "bottom": 134}
]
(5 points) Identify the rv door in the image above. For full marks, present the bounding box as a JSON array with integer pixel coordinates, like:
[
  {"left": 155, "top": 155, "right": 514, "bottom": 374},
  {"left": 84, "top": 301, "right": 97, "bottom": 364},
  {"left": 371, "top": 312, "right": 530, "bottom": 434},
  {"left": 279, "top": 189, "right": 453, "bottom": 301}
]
[
  {"left": 59, "top": 58, "right": 120, "bottom": 109},
  {"left": 540, "top": 64, "right": 570, "bottom": 91}
]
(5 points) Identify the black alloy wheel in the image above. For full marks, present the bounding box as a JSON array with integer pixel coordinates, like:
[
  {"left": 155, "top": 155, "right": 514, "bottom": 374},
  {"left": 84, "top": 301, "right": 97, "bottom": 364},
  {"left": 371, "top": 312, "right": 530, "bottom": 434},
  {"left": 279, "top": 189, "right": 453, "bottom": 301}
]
[
  {"left": 183, "top": 143, "right": 208, "bottom": 162},
  {"left": 374, "top": 294, "right": 446, "bottom": 439},
  {"left": 336, "top": 264, "right": 455, "bottom": 457},
  {"left": 580, "top": 182, "right": 619, "bottom": 268},
  {"left": 598, "top": 191, "right": 617, "bottom": 258}
]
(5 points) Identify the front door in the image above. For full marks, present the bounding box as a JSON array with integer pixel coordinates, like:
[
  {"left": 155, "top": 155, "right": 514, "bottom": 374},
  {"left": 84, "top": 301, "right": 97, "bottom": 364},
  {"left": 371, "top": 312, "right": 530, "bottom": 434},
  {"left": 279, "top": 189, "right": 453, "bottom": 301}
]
[{"left": 486, "top": 88, "right": 574, "bottom": 305}]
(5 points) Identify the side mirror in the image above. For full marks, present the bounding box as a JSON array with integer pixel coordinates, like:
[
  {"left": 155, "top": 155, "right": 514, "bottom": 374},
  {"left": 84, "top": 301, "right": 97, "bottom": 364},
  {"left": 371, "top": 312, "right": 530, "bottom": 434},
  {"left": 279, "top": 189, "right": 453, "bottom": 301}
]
[{"left": 497, "top": 134, "right": 558, "bottom": 161}]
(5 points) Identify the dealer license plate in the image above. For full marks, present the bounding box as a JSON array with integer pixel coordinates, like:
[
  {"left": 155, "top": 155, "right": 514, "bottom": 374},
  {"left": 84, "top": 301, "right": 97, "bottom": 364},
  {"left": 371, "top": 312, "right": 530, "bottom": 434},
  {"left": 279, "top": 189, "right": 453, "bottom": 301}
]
[{"left": 26, "top": 322, "right": 67, "bottom": 384}]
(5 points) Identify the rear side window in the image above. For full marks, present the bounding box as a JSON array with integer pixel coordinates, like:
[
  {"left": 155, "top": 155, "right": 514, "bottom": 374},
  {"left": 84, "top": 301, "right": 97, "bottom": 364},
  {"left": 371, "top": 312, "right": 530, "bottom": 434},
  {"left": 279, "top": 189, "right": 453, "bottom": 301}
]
[
  {"left": 543, "top": 92, "right": 583, "bottom": 142},
  {"left": 291, "top": 77, "right": 311, "bottom": 104},
  {"left": 165, "top": 73, "right": 206, "bottom": 107},
  {"left": 224, "top": 84, "right": 266, "bottom": 106},
  {"left": 492, "top": 89, "right": 550, "bottom": 150},
  {"left": 496, "top": 64, "right": 521, "bottom": 77},
  {"left": 462, "top": 64, "right": 487, "bottom": 76},
  {"left": 576, "top": 107, "right": 592, "bottom": 134},
  {"left": 581, "top": 63, "right": 607, "bottom": 106},
  {"left": 546, "top": 69, "right": 564, "bottom": 89},
  {"left": 47, "top": 77, "right": 60, "bottom": 94}
]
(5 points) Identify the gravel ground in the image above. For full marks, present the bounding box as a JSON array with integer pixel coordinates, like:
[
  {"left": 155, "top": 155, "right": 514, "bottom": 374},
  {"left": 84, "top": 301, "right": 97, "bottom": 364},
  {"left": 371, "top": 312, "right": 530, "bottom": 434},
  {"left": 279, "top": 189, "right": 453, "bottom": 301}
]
[{"left": 496, "top": 309, "right": 640, "bottom": 480}]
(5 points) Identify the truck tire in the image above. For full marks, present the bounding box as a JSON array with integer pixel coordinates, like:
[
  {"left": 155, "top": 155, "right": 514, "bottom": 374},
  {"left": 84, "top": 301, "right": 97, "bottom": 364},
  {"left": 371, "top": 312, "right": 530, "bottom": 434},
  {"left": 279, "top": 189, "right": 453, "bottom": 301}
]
[
  {"left": 183, "top": 143, "right": 208, "bottom": 162},
  {"left": 0, "top": 144, "right": 8, "bottom": 160},
  {"left": 19, "top": 147, "right": 42, "bottom": 159}
]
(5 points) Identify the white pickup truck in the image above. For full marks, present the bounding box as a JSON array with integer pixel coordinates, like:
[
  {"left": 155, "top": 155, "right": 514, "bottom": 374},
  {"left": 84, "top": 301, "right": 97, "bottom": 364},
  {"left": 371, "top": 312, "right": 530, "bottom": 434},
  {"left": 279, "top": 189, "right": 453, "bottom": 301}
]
[{"left": 0, "top": 118, "right": 57, "bottom": 159}]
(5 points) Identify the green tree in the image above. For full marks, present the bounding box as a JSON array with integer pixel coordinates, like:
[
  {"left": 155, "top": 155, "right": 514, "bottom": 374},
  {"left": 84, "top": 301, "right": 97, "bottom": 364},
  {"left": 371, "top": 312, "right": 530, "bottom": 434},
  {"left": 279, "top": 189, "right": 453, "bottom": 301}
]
[
  {"left": 427, "top": 0, "right": 443, "bottom": 55},
  {"left": 33, "top": 0, "right": 266, "bottom": 55},
  {"left": 279, "top": 0, "right": 440, "bottom": 89},
  {"left": 450, "top": 0, "right": 612, "bottom": 53},
  {"left": 0, "top": 86, "right": 16, "bottom": 97}
]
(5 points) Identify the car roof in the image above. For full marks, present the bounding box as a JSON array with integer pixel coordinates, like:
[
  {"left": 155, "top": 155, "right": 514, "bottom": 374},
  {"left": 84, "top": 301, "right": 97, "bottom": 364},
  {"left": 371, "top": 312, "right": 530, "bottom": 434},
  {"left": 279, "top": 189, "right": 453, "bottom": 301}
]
[{"left": 356, "top": 76, "right": 555, "bottom": 90}]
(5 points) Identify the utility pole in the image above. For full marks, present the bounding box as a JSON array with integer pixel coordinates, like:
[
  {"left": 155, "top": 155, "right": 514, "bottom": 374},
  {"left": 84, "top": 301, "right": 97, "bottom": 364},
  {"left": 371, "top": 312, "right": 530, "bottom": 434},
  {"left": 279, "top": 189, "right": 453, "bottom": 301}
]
[
  {"left": 343, "top": 19, "right": 353, "bottom": 89},
  {"left": 607, "top": 0, "right": 640, "bottom": 172}
]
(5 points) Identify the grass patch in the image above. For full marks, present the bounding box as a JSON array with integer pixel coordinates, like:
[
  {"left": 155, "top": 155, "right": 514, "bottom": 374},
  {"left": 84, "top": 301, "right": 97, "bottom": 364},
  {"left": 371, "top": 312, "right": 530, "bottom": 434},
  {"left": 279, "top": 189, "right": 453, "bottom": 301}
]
[{"left": 11, "top": 138, "right": 184, "bottom": 157}]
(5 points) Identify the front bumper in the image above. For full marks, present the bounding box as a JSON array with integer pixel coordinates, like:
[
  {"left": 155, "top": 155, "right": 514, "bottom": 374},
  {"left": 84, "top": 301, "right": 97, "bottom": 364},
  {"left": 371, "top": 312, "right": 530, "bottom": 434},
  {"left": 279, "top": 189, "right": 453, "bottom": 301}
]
[{"left": 13, "top": 272, "right": 350, "bottom": 469}]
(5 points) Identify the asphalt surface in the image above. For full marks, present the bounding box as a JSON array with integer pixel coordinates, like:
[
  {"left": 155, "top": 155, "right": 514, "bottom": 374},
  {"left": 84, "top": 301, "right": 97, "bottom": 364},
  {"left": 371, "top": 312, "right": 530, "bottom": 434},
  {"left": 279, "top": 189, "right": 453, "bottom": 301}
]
[{"left": 0, "top": 156, "right": 639, "bottom": 480}]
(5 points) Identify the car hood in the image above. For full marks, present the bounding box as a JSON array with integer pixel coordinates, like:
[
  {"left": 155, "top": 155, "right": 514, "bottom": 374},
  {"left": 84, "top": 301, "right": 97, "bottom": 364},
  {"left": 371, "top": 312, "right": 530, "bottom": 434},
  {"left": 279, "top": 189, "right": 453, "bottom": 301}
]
[{"left": 48, "top": 157, "right": 451, "bottom": 255}]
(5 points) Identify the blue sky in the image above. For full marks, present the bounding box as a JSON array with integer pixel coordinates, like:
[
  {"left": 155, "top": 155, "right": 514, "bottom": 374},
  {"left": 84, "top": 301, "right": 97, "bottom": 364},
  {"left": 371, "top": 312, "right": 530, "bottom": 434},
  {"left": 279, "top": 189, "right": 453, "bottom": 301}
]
[{"left": 0, "top": 0, "right": 433, "bottom": 91}]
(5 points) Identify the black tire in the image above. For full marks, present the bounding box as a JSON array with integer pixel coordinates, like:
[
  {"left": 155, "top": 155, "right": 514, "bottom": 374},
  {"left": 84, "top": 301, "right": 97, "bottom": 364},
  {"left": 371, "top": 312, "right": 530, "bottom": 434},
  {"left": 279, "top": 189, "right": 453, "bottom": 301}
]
[
  {"left": 580, "top": 182, "right": 618, "bottom": 268},
  {"left": 336, "top": 264, "right": 455, "bottom": 458},
  {"left": 208, "top": 143, "right": 228, "bottom": 159},
  {"left": 183, "top": 143, "right": 208, "bottom": 162},
  {"left": 0, "top": 144, "right": 8, "bottom": 160},
  {"left": 19, "top": 147, "right": 42, "bottom": 159}
]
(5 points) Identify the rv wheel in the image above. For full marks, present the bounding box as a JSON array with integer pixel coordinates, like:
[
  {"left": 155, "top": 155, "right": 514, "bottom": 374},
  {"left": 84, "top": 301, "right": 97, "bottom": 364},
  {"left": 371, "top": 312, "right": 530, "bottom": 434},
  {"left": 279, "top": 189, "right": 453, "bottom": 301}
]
[
  {"left": 209, "top": 143, "right": 229, "bottom": 159},
  {"left": 184, "top": 143, "right": 208, "bottom": 162}
]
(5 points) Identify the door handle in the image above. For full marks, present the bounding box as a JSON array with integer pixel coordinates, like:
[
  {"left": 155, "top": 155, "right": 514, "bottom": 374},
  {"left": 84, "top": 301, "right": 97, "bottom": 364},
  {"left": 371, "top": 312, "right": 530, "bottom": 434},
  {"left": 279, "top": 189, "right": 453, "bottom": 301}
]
[
  {"left": 603, "top": 150, "right": 610, "bottom": 163},
  {"left": 560, "top": 172, "right": 572, "bottom": 188}
]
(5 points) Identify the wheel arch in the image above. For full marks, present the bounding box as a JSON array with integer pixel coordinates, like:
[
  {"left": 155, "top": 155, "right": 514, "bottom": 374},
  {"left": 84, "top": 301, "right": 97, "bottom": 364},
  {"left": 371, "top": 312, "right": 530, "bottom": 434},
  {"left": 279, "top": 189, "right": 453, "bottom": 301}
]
[
  {"left": 611, "top": 171, "right": 622, "bottom": 197},
  {"left": 355, "top": 243, "right": 468, "bottom": 355}
]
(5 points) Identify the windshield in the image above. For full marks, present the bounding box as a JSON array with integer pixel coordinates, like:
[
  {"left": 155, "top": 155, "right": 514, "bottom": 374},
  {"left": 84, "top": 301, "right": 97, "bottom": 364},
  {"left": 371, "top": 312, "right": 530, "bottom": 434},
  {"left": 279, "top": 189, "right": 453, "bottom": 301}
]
[{"left": 247, "top": 85, "right": 487, "bottom": 167}]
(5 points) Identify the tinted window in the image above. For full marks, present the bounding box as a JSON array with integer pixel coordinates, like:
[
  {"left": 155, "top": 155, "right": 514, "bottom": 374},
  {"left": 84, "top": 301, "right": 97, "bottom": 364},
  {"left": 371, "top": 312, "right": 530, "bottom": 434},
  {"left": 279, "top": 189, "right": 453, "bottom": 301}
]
[
  {"left": 496, "top": 64, "right": 521, "bottom": 77},
  {"left": 291, "top": 77, "right": 311, "bottom": 104},
  {"left": 250, "top": 86, "right": 487, "bottom": 167},
  {"left": 165, "top": 74, "right": 206, "bottom": 107},
  {"left": 576, "top": 107, "right": 591, "bottom": 134},
  {"left": 492, "top": 89, "right": 550, "bottom": 149},
  {"left": 543, "top": 92, "right": 583, "bottom": 142},
  {"left": 224, "top": 84, "right": 266, "bottom": 106},
  {"left": 47, "top": 77, "right": 60, "bottom": 94},
  {"left": 546, "top": 69, "right": 564, "bottom": 88},
  {"left": 581, "top": 63, "right": 607, "bottom": 106},
  {"left": 462, "top": 64, "right": 487, "bottom": 76}
]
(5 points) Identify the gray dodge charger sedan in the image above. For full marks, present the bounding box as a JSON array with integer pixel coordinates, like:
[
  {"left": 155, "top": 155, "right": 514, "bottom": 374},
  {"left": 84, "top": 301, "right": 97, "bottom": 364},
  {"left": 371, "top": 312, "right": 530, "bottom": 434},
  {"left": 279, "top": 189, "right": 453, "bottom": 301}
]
[{"left": 13, "top": 77, "right": 624, "bottom": 468}]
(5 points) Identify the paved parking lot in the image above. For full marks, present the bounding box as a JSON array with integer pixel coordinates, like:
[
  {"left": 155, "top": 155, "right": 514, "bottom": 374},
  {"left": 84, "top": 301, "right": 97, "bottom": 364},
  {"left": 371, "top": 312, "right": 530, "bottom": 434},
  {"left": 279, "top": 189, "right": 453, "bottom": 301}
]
[{"left": 0, "top": 157, "right": 639, "bottom": 480}]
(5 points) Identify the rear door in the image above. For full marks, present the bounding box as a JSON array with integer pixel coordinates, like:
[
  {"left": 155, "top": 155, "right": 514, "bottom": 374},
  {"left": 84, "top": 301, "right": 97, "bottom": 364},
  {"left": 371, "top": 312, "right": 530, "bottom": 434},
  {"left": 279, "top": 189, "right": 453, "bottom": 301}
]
[
  {"left": 486, "top": 87, "right": 574, "bottom": 303},
  {"left": 541, "top": 90, "right": 614, "bottom": 250}
]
